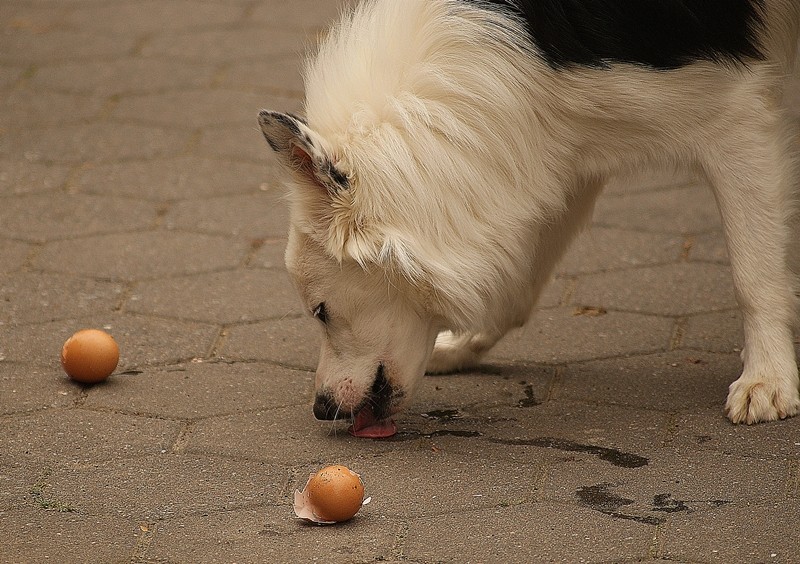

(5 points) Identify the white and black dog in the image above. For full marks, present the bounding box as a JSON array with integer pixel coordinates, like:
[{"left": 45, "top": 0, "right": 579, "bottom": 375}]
[{"left": 259, "top": 0, "right": 799, "bottom": 435}]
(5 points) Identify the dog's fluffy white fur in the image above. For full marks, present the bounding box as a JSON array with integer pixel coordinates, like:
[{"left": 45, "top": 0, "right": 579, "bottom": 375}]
[{"left": 260, "top": 0, "right": 800, "bottom": 426}]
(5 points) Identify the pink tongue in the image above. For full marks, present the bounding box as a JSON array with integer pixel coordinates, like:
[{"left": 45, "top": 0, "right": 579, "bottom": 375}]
[{"left": 348, "top": 406, "right": 397, "bottom": 438}]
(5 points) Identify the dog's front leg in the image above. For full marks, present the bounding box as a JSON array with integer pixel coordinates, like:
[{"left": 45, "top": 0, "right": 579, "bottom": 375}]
[
  {"left": 701, "top": 123, "right": 800, "bottom": 424},
  {"left": 426, "top": 330, "right": 503, "bottom": 374}
]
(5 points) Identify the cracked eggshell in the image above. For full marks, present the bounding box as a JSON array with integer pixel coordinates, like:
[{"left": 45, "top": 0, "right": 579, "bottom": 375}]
[{"left": 293, "top": 465, "right": 369, "bottom": 524}]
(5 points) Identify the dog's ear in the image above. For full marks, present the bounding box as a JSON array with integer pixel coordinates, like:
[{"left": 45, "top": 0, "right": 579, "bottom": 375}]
[{"left": 258, "top": 110, "right": 349, "bottom": 193}]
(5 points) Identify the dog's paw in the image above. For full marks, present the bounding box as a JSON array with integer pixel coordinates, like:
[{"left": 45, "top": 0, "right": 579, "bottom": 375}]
[
  {"left": 725, "top": 374, "right": 800, "bottom": 424},
  {"left": 427, "top": 331, "right": 483, "bottom": 374}
]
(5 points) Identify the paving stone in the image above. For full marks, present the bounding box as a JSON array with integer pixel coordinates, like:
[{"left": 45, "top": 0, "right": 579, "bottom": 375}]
[
  {"left": 147, "top": 506, "right": 401, "bottom": 563},
  {"left": 249, "top": 0, "right": 353, "bottom": 30},
  {"left": 688, "top": 231, "right": 730, "bottom": 263},
  {"left": 83, "top": 362, "right": 312, "bottom": 419},
  {"left": 66, "top": 0, "right": 245, "bottom": 34},
  {"left": 671, "top": 408, "right": 800, "bottom": 460},
  {"left": 0, "top": 239, "right": 32, "bottom": 273},
  {"left": 0, "top": 159, "right": 70, "bottom": 195},
  {"left": 46, "top": 454, "right": 284, "bottom": 520},
  {"left": 594, "top": 184, "right": 722, "bottom": 234},
  {"left": 75, "top": 156, "right": 273, "bottom": 201},
  {"left": 198, "top": 124, "right": 299, "bottom": 162},
  {"left": 164, "top": 191, "right": 289, "bottom": 238},
  {"left": 0, "top": 193, "right": 158, "bottom": 242},
  {"left": 221, "top": 316, "right": 319, "bottom": 369},
  {"left": 129, "top": 269, "right": 301, "bottom": 324},
  {"left": 186, "top": 406, "right": 400, "bottom": 466},
  {"left": 0, "top": 409, "right": 179, "bottom": 466},
  {"left": 659, "top": 502, "right": 800, "bottom": 562},
  {"left": 221, "top": 58, "right": 305, "bottom": 96},
  {"left": 30, "top": 58, "right": 218, "bottom": 97},
  {"left": 0, "top": 89, "right": 106, "bottom": 129},
  {"left": 114, "top": 89, "right": 299, "bottom": 130},
  {"left": 0, "top": 123, "right": 190, "bottom": 164},
  {"left": 0, "top": 509, "right": 140, "bottom": 564},
  {"left": 247, "top": 238, "right": 287, "bottom": 269},
  {"left": 0, "top": 314, "right": 219, "bottom": 370},
  {"left": 539, "top": 452, "right": 791, "bottom": 525},
  {"left": 555, "top": 351, "right": 742, "bottom": 412},
  {"left": 403, "top": 503, "right": 654, "bottom": 563},
  {"left": 557, "top": 227, "right": 684, "bottom": 276},
  {"left": 486, "top": 307, "right": 673, "bottom": 364},
  {"left": 681, "top": 310, "right": 743, "bottom": 353},
  {"left": 571, "top": 263, "right": 737, "bottom": 316},
  {"left": 0, "top": 272, "right": 123, "bottom": 325},
  {"left": 0, "top": 364, "right": 78, "bottom": 415},
  {"left": 1, "top": 29, "right": 136, "bottom": 64},
  {"left": 141, "top": 27, "right": 304, "bottom": 63},
  {"left": 35, "top": 231, "right": 249, "bottom": 280}
]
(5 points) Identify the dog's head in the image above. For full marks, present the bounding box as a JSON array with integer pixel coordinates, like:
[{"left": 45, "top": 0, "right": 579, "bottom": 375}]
[{"left": 258, "top": 110, "right": 441, "bottom": 436}]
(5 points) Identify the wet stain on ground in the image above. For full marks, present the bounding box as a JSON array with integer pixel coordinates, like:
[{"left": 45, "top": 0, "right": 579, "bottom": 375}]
[
  {"left": 488, "top": 437, "right": 649, "bottom": 468},
  {"left": 421, "top": 409, "right": 462, "bottom": 421},
  {"left": 576, "top": 484, "right": 663, "bottom": 526},
  {"left": 517, "top": 383, "right": 540, "bottom": 407}
]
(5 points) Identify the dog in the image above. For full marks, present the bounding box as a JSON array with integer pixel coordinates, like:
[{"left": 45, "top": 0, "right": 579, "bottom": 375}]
[{"left": 259, "top": 0, "right": 800, "bottom": 434}]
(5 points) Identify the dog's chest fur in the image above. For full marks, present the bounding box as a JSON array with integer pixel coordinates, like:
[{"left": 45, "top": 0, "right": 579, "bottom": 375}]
[{"left": 473, "top": 0, "right": 764, "bottom": 69}]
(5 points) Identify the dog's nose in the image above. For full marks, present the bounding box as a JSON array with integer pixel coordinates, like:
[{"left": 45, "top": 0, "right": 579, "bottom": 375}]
[{"left": 312, "top": 392, "right": 339, "bottom": 420}]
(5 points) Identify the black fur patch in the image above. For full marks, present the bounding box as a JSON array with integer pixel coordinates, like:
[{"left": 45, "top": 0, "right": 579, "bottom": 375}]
[{"left": 474, "top": 0, "right": 764, "bottom": 69}]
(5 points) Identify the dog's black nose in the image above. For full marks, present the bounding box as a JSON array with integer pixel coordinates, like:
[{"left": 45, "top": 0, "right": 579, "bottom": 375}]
[{"left": 312, "top": 392, "right": 340, "bottom": 420}]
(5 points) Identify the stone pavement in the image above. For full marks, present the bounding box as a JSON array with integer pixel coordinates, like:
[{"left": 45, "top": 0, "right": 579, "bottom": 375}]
[{"left": 1, "top": 1, "right": 799, "bottom": 562}]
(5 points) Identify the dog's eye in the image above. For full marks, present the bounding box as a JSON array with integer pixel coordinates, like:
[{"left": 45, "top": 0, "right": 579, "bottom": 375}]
[{"left": 312, "top": 302, "right": 328, "bottom": 324}]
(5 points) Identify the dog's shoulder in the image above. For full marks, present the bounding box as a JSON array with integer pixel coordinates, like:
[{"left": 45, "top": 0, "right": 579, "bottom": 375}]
[{"left": 471, "top": 0, "right": 765, "bottom": 69}]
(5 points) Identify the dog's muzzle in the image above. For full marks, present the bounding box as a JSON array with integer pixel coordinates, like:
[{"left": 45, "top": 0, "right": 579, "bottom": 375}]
[{"left": 312, "top": 364, "right": 394, "bottom": 421}]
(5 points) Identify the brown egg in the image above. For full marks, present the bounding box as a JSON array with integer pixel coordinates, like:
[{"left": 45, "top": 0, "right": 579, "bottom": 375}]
[
  {"left": 60, "top": 329, "right": 119, "bottom": 384},
  {"left": 293, "top": 465, "right": 367, "bottom": 524}
]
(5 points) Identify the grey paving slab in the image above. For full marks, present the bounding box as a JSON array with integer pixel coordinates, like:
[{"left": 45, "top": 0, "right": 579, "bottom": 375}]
[
  {"left": 594, "top": 183, "right": 722, "bottom": 234},
  {"left": 147, "top": 506, "right": 401, "bottom": 564},
  {"left": 571, "top": 262, "right": 737, "bottom": 316},
  {"left": 35, "top": 231, "right": 250, "bottom": 281},
  {"left": 557, "top": 227, "right": 685, "bottom": 276},
  {"left": 681, "top": 310, "right": 744, "bottom": 353},
  {"left": 0, "top": 364, "right": 79, "bottom": 416},
  {"left": 74, "top": 156, "right": 273, "bottom": 201},
  {"left": 221, "top": 58, "right": 305, "bottom": 96},
  {"left": 0, "top": 272, "right": 123, "bottom": 325},
  {"left": 197, "top": 124, "right": 299, "bottom": 162},
  {"left": 44, "top": 454, "right": 284, "bottom": 520},
  {"left": 555, "top": 351, "right": 742, "bottom": 412},
  {"left": 220, "top": 316, "right": 319, "bottom": 368},
  {"left": 659, "top": 502, "right": 800, "bottom": 562},
  {"left": 0, "top": 409, "right": 179, "bottom": 466},
  {"left": 0, "top": 159, "right": 70, "bottom": 196},
  {"left": 29, "top": 58, "right": 219, "bottom": 96},
  {"left": 0, "top": 123, "right": 190, "bottom": 164},
  {"left": 0, "top": 193, "right": 158, "bottom": 242},
  {"left": 141, "top": 27, "right": 305, "bottom": 63},
  {"left": 112, "top": 89, "right": 298, "bottom": 129},
  {"left": 246, "top": 238, "right": 287, "bottom": 269},
  {"left": 486, "top": 307, "right": 674, "bottom": 364},
  {"left": 0, "top": 508, "right": 140, "bottom": 564},
  {"left": 0, "top": 89, "right": 106, "bottom": 129},
  {"left": 65, "top": 0, "right": 246, "bottom": 34},
  {"left": 671, "top": 408, "right": 800, "bottom": 460},
  {"left": 164, "top": 191, "right": 290, "bottom": 238},
  {"left": 1, "top": 29, "right": 136, "bottom": 64},
  {"left": 0, "top": 239, "right": 32, "bottom": 273},
  {"left": 128, "top": 269, "right": 301, "bottom": 324},
  {"left": 249, "top": 0, "right": 354, "bottom": 30},
  {"left": 82, "top": 362, "right": 313, "bottom": 420},
  {"left": 403, "top": 503, "right": 655, "bottom": 563}
]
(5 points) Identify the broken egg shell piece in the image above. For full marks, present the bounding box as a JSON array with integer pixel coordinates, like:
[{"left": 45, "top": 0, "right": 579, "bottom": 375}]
[{"left": 293, "top": 473, "right": 371, "bottom": 525}]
